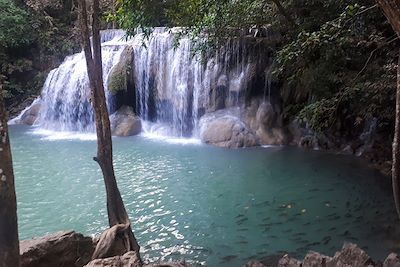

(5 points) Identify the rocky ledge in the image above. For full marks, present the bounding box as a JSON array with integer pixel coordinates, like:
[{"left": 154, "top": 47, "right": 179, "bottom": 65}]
[
  {"left": 245, "top": 243, "right": 400, "bottom": 267},
  {"left": 19, "top": 232, "right": 400, "bottom": 267},
  {"left": 19, "top": 231, "right": 187, "bottom": 267}
]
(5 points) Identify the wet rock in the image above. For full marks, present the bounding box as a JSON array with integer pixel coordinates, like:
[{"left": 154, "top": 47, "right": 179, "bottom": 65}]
[
  {"left": 299, "top": 135, "right": 319, "bottom": 150},
  {"left": 85, "top": 251, "right": 141, "bottom": 267},
  {"left": 383, "top": 253, "right": 400, "bottom": 267},
  {"left": 20, "top": 230, "right": 94, "bottom": 267},
  {"left": 110, "top": 106, "right": 142, "bottom": 137},
  {"left": 276, "top": 243, "right": 376, "bottom": 267},
  {"left": 199, "top": 109, "right": 259, "bottom": 148},
  {"left": 256, "top": 102, "right": 276, "bottom": 129},
  {"left": 107, "top": 46, "right": 134, "bottom": 95},
  {"left": 303, "top": 251, "right": 331, "bottom": 267},
  {"left": 15, "top": 99, "right": 42, "bottom": 125},
  {"left": 243, "top": 260, "right": 267, "bottom": 267},
  {"left": 327, "top": 243, "right": 375, "bottom": 267},
  {"left": 145, "top": 262, "right": 188, "bottom": 267},
  {"left": 278, "top": 254, "right": 302, "bottom": 267},
  {"left": 86, "top": 252, "right": 188, "bottom": 267}
]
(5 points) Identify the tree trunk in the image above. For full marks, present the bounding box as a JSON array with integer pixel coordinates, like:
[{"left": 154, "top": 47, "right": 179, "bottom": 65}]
[
  {"left": 393, "top": 49, "right": 400, "bottom": 219},
  {"left": 376, "top": 0, "right": 400, "bottom": 219},
  {"left": 0, "top": 83, "right": 20, "bottom": 267},
  {"left": 77, "top": 0, "right": 141, "bottom": 261}
]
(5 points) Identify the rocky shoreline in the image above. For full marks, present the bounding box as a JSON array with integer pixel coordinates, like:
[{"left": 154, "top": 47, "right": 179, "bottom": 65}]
[{"left": 19, "top": 231, "right": 400, "bottom": 267}]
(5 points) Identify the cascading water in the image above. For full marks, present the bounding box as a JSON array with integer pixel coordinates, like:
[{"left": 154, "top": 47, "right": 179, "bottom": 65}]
[
  {"left": 35, "top": 30, "right": 127, "bottom": 132},
  {"left": 19, "top": 28, "right": 273, "bottom": 138}
]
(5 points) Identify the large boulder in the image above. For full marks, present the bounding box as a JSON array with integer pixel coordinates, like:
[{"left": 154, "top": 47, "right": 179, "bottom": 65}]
[
  {"left": 13, "top": 99, "right": 42, "bottom": 125},
  {"left": 256, "top": 102, "right": 276, "bottom": 128},
  {"left": 243, "top": 260, "right": 267, "bottom": 267},
  {"left": 199, "top": 109, "right": 259, "bottom": 148},
  {"left": 20, "top": 231, "right": 94, "bottom": 267},
  {"left": 241, "top": 99, "right": 288, "bottom": 146},
  {"left": 110, "top": 106, "right": 142, "bottom": 137}
]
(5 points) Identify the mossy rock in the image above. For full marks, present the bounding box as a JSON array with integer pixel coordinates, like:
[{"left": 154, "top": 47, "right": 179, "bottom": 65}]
[{"left": 107, "top": 46, "right": 134, "bottom": 95}]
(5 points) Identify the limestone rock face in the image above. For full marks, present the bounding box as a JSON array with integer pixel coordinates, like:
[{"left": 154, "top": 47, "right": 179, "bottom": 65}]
[
  {"left": 110, "top": 106, "right": 142, "bottom": 137},
  {"left": 20, "top": 231, "right": 94, "bottom": 267},
  {"left": 199, "top": 109, "right": 259, "bottom": 148}
]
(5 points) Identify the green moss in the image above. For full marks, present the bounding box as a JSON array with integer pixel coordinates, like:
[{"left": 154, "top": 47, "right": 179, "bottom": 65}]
[{"left": 107, "top": 46, "right": 134, "bottom": 95}]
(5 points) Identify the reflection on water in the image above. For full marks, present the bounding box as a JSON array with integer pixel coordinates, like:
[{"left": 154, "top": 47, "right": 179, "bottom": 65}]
[{"left": 9, "top": 125, "right": 400, "bottom": 266}]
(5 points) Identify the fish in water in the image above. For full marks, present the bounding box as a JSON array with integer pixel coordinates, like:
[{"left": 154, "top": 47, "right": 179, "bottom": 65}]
[
  {"left": 237, "top": 217, "right": 249, "bottom": 225},
  {"left": 294, "top": 232, "right": 307, "bottom": 237},
  {"left": 307, "top": 242, "right": 321, "bottom": 247},
  {"left": 339, "top": 230, "right": 350, "bottom": 237},
  {"left": 344, "top": 213, "right": 352, "bottom": 218},
  {"left": 220, "top": 255, "right": 238, "bottom": 262},
  {"left": 263, "top": 227, "right": 271, "bottom": 233},
  {"left": 322, "top": 236, "right": 332, "bottom": 245}
]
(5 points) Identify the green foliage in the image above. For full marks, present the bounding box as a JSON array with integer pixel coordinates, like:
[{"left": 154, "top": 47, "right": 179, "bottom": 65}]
[
  {"left": 0, "top": 0, "right": 34, "bottom": 48},
  {"left": 111, "top": 0, "right": 398, "bottom": 138},
  {"left": 1, "top": 0, "right": 80, "bottom": 106}
]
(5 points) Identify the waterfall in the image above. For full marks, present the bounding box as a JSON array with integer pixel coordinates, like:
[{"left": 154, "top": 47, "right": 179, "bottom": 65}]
[
  {"left": 22, "top": 28, "right": 273, "bottom": 138},
  {"left": 35, "top": 31, "right": 127, "bottom": 132}
]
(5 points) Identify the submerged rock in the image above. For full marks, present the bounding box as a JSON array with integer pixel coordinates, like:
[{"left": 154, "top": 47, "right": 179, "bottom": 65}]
[
  {"left": 199, "top": 109, "right": 259, "bottom": 148},
  {"left": 110, "top": 106, "right": 142, "bottom": 137},
  {"left": 20, "top": 230, "right": 94, "bottom": 267},
  {"left": 243, "top": 260, "right": 267, "bottom": 267}
]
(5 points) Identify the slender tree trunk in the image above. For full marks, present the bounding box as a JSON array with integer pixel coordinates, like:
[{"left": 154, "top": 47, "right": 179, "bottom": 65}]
[
  {"left": 393, "top": 50, "right": 400, "bottom": 218},
  {"left": 0, "top": 84, "right": 20, "bottom": 267},
  {"left": 376, "top": 0, "right": 400, "bottom": 218},
  {"left": 78, "top": 0, "right": 141, "bottom": 261}
]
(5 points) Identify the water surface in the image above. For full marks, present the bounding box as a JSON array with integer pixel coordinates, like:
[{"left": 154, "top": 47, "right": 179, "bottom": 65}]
[{"left": 9, "top": 125, "right": 400, "bottom": 266}]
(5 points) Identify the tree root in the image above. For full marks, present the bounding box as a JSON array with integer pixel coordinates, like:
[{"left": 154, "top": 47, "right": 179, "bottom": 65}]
[{"left": 92, "top": 223, "right": 132, "bottom": 260}]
